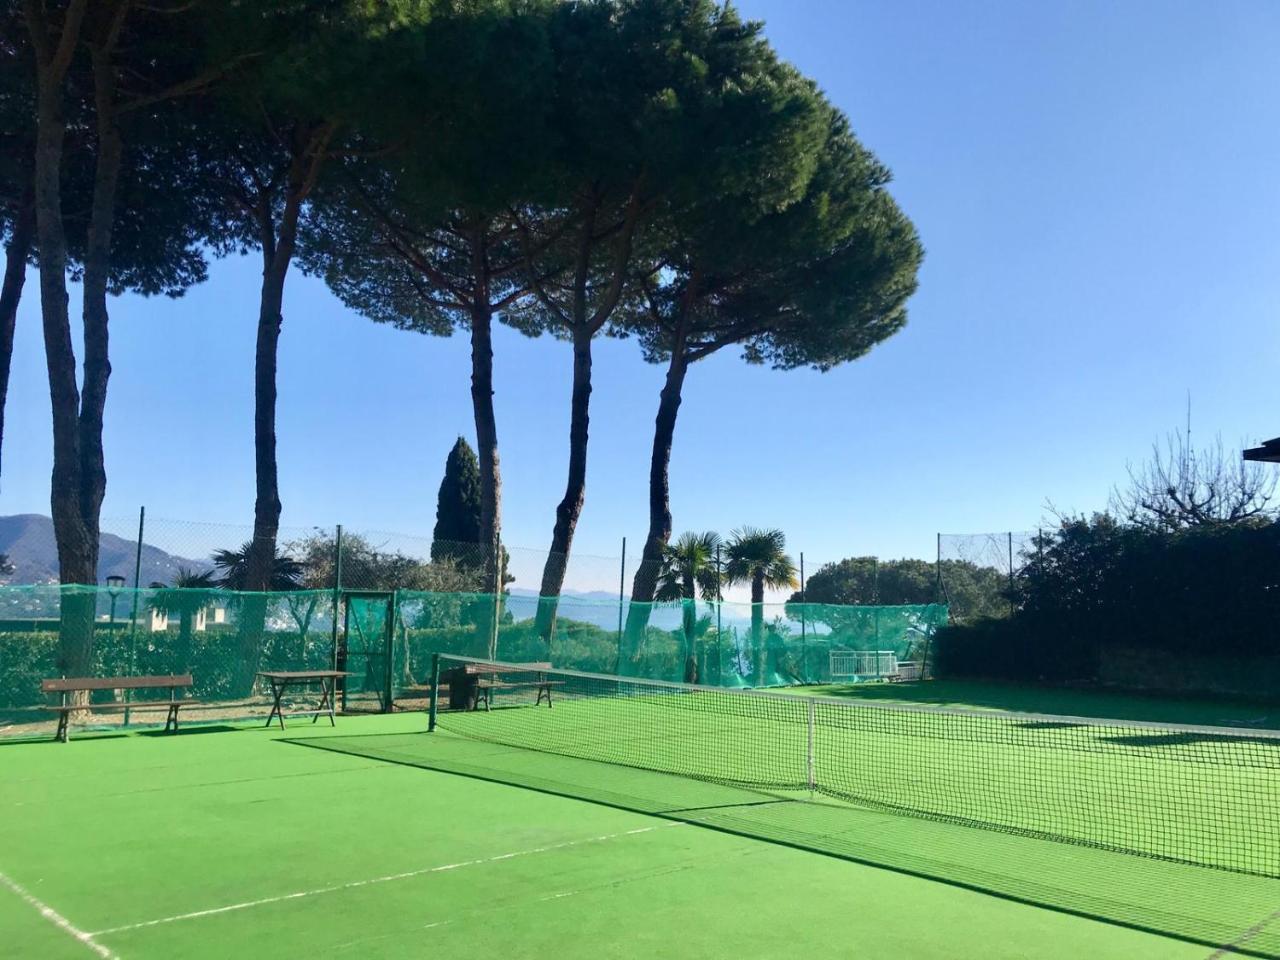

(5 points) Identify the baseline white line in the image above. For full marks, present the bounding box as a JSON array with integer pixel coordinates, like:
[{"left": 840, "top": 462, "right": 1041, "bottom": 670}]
[
  {"left": 0, "top": 868, "right": 118, "bottom": 960},
  {"left": 92, "top": 823, "right": 681, "bottom": 936},
  {"left": 1205, "top": 906, "right": 1280, "bottom": 959}
]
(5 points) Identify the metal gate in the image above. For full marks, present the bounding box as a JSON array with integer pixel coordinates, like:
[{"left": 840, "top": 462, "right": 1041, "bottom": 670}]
[{"left": 338, "top": 591, "right": 394, "bottom": 713}]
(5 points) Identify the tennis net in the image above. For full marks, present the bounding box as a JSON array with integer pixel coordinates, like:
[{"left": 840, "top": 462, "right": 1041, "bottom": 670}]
[{"left": 429, "top": 654, "right": 1280, "bottom": 878}]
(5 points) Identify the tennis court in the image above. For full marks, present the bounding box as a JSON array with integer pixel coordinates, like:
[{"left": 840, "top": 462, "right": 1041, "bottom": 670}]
[{"left": 3, "top": 675, "right": 1278, "bottom": 959}]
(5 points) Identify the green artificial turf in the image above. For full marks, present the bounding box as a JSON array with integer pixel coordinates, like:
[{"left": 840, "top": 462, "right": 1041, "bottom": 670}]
[{"left": 1, "top": 713, "right": 1276, "bottom": 959}]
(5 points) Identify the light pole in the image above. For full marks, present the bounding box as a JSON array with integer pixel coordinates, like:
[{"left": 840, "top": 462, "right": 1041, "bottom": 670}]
[{"left": 106, "top": 575, "right": 126, "bottom": 627}]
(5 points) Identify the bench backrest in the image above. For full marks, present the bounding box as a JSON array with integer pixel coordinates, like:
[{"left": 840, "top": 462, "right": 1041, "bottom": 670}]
[
  {"left": 41, "top": 674, "right": 194, "bottom": 693},
  {"left": 463, "top": 661, "right": 551, "bottom": 675}
]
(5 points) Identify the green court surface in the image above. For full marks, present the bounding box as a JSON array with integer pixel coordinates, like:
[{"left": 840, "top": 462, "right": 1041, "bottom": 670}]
[{"left": 1, "top": 712, "right": 1277, "bottom": 960}]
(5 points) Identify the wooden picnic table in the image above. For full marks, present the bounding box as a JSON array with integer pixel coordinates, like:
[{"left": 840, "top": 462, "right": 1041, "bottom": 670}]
[{"left": 257, "top": 670, "right": 352, "bottom": 730}]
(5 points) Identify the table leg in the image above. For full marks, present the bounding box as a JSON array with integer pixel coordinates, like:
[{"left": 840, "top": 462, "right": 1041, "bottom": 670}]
[
  {"left": 314, "top": 678, "right": 334, "bottom": 725},
  {"left": 265, "top": 679, "right": 287, "bottom": 730}
]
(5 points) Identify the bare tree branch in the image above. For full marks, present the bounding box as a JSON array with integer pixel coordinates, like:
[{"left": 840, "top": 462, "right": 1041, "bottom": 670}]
[{"left": 1110, "top": 432, "right": 1278, "bottom": 531}]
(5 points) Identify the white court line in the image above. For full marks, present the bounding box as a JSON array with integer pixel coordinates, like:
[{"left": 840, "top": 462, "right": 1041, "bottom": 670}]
[
  {"left": 92, "top": 823, "right": 681, "bottom": 936},
  {"left": 0, "top": 868, "right": 119, "bottom": 960},
  {"left": 1205, "top": 906, "right": 1280, "bottom": 959}
]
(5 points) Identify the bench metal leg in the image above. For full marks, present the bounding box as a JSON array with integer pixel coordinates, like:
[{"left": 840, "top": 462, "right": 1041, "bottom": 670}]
[
  {"left": 55, "top": 711, "right": 69, "bottom": 743},
  {"left": 164, "top": 704, "right": 180, "bottom": 734},
  {"left": 536, "top": 683, "right": 553, "bottom": 708}
]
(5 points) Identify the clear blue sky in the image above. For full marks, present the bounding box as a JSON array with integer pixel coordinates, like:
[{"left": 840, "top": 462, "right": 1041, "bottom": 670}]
[{"left": 4, "top": 0, "right": 1279, "bottom": 593}]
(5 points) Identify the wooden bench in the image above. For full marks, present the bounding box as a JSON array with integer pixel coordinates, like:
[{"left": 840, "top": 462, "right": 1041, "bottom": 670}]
[
  {"left": 466, "top": 661, "right": 566, "bottom": 710},
  {"left": 415, "top": 661, "right": 565, "bottom": 712},
  {"left": 41, "top": 675, "right": 198, "bottom": 742}
]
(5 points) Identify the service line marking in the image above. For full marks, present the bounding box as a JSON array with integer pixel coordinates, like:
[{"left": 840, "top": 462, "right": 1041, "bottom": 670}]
[
  {"left": 0, "top": 867, "right": 119, "bottom": 959},
  {"left": 92, "top": 822, "right": 681, "bottom": 936}
]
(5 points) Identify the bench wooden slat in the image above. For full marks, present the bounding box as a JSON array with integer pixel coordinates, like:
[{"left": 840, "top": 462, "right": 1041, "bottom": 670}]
[
  {"left": 462, "top": 661, "right": 550, "bottom": 675},
  {"left": 41, "top": 675, "right": 193, "bottom": 693},
  {"left": 473, "top": 679, "right": 565, "bottom": 689},
  {"left": 43, "top": 700, "right": 202, "bottom": 713}
]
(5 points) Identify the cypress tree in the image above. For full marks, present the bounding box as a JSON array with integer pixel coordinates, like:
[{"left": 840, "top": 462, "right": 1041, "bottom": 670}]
[{"left": 432, "top": 437, "right": 482, "bottom": 562}]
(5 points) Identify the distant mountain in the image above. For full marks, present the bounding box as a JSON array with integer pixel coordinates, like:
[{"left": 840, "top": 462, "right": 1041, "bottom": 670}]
[{"left": 0, "top": 514, "right": 211, "bottom": 587}]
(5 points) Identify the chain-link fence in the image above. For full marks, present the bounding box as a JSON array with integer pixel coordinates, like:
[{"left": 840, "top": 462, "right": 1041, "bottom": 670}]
[
  {"left": 936, "top": 531, "right": 1042, "bottom": 622},
  {"left": 5, "top": 510, "right": 906, "bottom": 606},
  {"left": 0, "top": 582, "right": 946, "bottom": 739}
]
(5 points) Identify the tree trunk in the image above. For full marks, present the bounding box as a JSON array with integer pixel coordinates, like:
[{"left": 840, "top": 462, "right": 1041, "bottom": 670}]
[
  {"left": 468, "top": 245, "right": 501, "bottom": 658},
  {"left": 681, "top": 568, "right": 697, "bottom": 683},
  {"left": 0, "top": 187, "right": 34, "bottom": 486},
  {"left": 233, "top": 235, "right": 291, "bottom": 695},
  {"left": 234, "top": 128, "right": 330, "bottom": 694},
  {"left": 751, "top": 573, "right": 765, "bottom": 684},
  {"left": 27, "top": 0, "right": 99, "bottom": 680},
  {"left": 77, "top": 37, "right": 126, "bottom": 572},
  {"left": 623, "top": 352, "right": 689, "bottom": 657},
  {"left": 535, "top": 325, "right": 593, "bottom": 647}
]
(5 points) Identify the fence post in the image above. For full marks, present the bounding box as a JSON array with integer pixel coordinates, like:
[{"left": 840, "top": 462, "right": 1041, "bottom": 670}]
[
  {"left": 1007, "top": 531, "right": 1015, "bottom": 618},
  {"left": 617, "top": 536, "right": 626, "bottom": 643},
  {"left": 799, "top": 552, "right": 806, "bottom": 683},
  {"left": 330, "top": 524, "right": 343, "bottom": 674},
  {"left": 715, "top": 544, "right": 723, "bottom": 683},
  {"left": 427, "top": 653, "right": 440, "bottom": 732},
  {"left": 935, "top": 533, "right": 942, "bottom": 604},
  {"left": 124, "top": 505, "right": 144, "bottom": 726},
  {"left": 384, "top": 589, "right": 397, "bottom": 713}
]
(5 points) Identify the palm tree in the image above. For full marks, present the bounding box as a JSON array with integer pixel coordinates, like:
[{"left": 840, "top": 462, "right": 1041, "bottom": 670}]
[
  {"left": 148, "top": 568, "right": 218, "bottom": 673},
  {"left": 211, "top": 541, "right": 305, "bottom": 690},
  {"left": 211, "top": 541, "right": 305, "bottom": 591},
  {"left": 655, "top": 531, "right": 721, "bottom": 683},
  {"left": 724, "top": 528, "right": 798, "bottom": 685}
]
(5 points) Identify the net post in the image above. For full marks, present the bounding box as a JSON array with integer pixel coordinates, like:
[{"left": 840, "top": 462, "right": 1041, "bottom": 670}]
[
  {"left": 806, "top": 698, "right": 816, "bottom": 798},
  {"left": 427, "top": 653, "right": 441, "bottom": 733}
]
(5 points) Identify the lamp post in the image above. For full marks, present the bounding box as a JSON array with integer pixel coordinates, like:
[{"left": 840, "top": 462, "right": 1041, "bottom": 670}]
[{"left": 106, "top": 575, "right": 126, "bottom": 627}]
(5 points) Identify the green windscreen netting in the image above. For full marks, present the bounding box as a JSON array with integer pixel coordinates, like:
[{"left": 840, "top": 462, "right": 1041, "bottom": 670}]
[{"left": 0, "top": 584, "right": 946, "bottom": 738}]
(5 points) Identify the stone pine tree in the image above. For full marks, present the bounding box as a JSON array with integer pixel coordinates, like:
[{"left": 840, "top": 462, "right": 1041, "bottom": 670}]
[
  {"left": 187, "top": 2, "right": 429, "bottom": 692},
  {"left": 303, "top": 3, "right": 559, "bottom": 655},
  {"left": 619, "top": 103, "right": 924, "bottom": 653},
  {"left": 21, "top": 0, "right": 238, "bottom": 677},
  {"left": 431, "top": 437, "right": 483, "bottom": 564},
  {"left": 517, "top": 0, "right": 795, "bottom": 646}
]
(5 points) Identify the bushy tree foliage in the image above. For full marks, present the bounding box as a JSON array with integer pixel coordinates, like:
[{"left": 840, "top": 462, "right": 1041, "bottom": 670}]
[
  {"left": 935, "top": 515, "right": 1280, "bottom": 685},
  {"left": 791, "top": 556, "right": 1006, "bottom": 620},
  {"left": 618, "top": 75, "right": 922, "bottom": 639}
]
